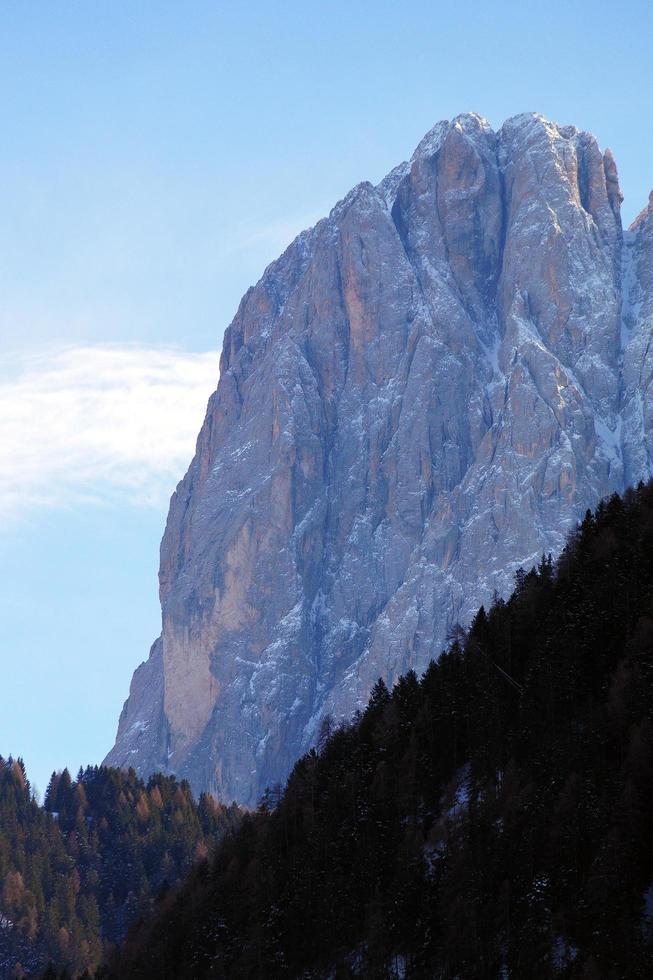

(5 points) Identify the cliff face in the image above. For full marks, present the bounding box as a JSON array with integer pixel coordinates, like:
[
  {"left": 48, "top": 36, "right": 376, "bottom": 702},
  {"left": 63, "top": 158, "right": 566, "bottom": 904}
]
[{"left": 106, "top": 113, "right": 653, "bottom": 806}]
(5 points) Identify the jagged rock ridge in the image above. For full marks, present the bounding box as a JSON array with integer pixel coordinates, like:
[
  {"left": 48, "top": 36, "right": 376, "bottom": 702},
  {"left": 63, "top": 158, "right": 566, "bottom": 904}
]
[{"left": 106, "top": 112, "right": 653, "bottom": 805}]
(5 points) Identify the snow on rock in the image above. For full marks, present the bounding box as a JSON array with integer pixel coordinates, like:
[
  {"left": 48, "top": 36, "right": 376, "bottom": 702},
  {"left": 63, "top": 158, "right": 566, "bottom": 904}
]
[{"left": 106, "top": 114, "right": 653, "bottom": 806}]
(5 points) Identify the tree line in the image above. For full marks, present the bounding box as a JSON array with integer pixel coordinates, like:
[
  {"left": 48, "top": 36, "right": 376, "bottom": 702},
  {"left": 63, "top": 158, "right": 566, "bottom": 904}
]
[
  {"left": 95, "top": 482, "right": 653, "bottom": 978},
  {"left": 0, "top": 761, "right": 240, "bottom": 978}
]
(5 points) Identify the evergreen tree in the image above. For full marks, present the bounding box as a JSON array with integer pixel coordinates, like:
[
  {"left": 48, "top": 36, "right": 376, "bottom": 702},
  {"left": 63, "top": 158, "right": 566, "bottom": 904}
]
[
  {"left": 0, "top": 760, "right": 240, "bottom": 977},
  {"left": 99, "top": 481, "right": 653, "bottom": 979}
]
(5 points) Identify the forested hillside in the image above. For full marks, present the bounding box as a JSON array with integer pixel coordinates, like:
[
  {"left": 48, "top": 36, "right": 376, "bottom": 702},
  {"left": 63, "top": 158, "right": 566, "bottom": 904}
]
[
  {"left": 0, "top": 762, "right": 240, "bottom": 978},
  {"left": 98, "top": 482, "right": 653, "bottom": 978}
]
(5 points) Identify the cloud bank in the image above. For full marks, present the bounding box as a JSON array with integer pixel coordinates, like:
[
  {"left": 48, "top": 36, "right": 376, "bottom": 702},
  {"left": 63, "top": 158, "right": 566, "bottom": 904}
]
[{"left": 0, "top": 344, "right": 219, "bottom": 523}]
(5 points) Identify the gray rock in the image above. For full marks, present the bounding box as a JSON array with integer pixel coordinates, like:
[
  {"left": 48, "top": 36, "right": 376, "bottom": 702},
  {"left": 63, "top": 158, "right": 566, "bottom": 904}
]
[{"left": 105, "top": 113, "right": 653, "bottom": 806}]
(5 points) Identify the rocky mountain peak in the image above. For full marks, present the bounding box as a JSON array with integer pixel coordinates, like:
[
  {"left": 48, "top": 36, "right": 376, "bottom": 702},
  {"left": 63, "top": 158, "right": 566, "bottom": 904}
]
[{"left": 106, "top": 114, "right": 653, "bottom": 806}]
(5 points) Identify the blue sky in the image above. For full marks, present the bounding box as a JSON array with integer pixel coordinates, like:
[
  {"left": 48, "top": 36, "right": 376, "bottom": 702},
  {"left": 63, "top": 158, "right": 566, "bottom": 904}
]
[{"left": 2, "top": 0, "right": 653, "bottom": 796}]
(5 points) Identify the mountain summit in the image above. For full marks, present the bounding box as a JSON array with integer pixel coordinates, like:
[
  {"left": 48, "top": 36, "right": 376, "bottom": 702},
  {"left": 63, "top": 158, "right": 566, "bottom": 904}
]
[{"left": 106, "top": 113, "right": 653, "bottom": 805}]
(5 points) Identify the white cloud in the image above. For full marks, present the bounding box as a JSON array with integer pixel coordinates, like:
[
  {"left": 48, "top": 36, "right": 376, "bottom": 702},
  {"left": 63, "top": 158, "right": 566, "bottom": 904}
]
[{"left": 0, "top": 344, "right": 220, "bottom": 524}]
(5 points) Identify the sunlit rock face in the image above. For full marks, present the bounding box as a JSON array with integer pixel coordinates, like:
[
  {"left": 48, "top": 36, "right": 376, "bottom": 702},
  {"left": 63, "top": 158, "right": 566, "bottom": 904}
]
[{"left": 106, "top": 113, "right": 653, "bottom": 806}]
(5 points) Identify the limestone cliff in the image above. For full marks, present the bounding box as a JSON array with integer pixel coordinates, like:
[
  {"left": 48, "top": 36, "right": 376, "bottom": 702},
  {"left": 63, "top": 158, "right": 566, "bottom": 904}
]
[{"left": 106, "top": 113, "right": 653, "bottom": 805}]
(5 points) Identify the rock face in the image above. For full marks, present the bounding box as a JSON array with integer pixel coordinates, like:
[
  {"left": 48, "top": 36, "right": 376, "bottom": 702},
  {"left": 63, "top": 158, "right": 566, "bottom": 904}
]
[{"left": 106, "top": 113, "right": 653, "bottom": 806}]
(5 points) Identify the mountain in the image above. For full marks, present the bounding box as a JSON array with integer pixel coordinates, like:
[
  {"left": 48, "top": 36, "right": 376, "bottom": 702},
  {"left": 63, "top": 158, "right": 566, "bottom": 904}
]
[
  {"left": 0, "top": 762, "right": 239, "bottom": 979},
  {"left": 98, "top": 482, "right": 653, "bottom": 979},
  {"left": 105, "top": 112, "right": 653, "bottom": 806}
]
